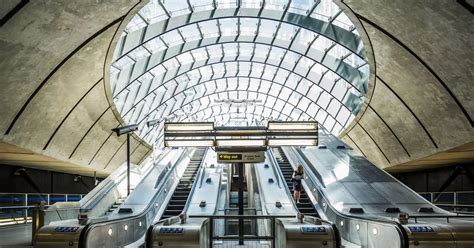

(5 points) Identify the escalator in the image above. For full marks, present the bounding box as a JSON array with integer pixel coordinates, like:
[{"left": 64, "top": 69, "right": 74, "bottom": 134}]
[
  {"left": 160, "top": 148, "right": 205, "bottom": 219},
  {"left": 273, "top": 147, "right": 319, "bottom": 217}
]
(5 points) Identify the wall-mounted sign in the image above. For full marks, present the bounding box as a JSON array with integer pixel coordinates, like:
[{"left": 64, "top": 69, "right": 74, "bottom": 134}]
[{"left": 217, "top": 151, "right": 265, "bottom": 163}]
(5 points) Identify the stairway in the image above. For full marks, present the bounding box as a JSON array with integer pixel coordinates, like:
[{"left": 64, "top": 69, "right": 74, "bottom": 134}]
[
  {"left": 105, "top": 195, "right": 128, "bottom": 215},
  {"left": 160, "top": 148, "right": 205, "bottom": 220},
  {"left": 273, "top": 147, "right": 319, "bottom": 217}
]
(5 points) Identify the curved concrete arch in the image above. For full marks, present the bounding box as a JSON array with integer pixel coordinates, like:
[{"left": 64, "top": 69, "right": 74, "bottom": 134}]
[{"left": 338, "top": 0, "right": 474, "bottom": 171}]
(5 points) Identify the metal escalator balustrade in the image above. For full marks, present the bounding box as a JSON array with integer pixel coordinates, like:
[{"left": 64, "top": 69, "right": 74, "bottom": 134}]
[
  {"left": 273, "top": 147, "right": 319, "bottom": 217},
  {"left": 160, "top": 148, "right": 205, "bottom": 219}
]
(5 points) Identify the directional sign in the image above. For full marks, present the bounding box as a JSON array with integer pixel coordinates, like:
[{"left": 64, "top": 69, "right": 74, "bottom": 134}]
[{"left": 217, "top": 151, "right": 265, "bottom": 163}]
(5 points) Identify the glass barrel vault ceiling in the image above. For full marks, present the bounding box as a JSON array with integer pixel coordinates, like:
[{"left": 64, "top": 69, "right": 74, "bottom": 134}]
[{"left": 109, "top": 0, "right": 370, "bottom": 148}]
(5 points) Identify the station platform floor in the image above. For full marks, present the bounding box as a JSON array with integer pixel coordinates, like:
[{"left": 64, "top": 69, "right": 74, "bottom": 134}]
[{"left": 0, "top": 224, "right": 32, "bottom": 247}]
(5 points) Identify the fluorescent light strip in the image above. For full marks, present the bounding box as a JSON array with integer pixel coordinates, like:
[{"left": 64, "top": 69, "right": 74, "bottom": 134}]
[
  {"left": 216, "top": 139, "right": 266, "bottom": 147},
  {"left": 268, "top": 139, "right": 318, "bottom": 146},
  {"left": 165, "top": 123, "right": 214, "bottom": 131},
  {"left": 165, "top": 140, "right": 214, "bottom": 147},
  {"left": 268, "top": 122, "right": 318, "bottom": 131}
]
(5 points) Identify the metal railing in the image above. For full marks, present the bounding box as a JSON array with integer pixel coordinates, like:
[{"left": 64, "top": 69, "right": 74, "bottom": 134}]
[
  {"left": 418, "top": 191, "right": 474, "bottom": 213},
  {"left": 189, "top": 214, "right": 294, "bottom": 248},
  {"left": 0, "top": 193, "right": 83, "bottom": 226}
]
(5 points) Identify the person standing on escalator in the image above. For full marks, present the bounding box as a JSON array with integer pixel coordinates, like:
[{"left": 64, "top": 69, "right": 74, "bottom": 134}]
[{"left": 292, "top": 165, "right": 304, "bottom": 203}]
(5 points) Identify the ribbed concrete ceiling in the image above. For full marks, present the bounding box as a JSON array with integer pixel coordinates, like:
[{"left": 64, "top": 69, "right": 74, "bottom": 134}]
[{"left": 0, "top": 0, "right": 472, "bottom": 176}]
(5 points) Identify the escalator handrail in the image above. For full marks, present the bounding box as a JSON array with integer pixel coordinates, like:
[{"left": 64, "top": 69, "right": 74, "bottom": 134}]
[
  {"left": 266, "top": 149, "right": 282, "bottom": 189},
  {"left": 289, "top": 147, "right": 409, "bottom": 248},
  {"left": 78, "top": 148, "right": 192, "bottom": 247},
  {"left": 212, "top": 164, "right": 224, "bottom": 215},
  {"left": 267, "top": 149, "right": 294, "bottom": 209},
  {"left": 182, "top": 148, "right": 209, "bottom": 214}
]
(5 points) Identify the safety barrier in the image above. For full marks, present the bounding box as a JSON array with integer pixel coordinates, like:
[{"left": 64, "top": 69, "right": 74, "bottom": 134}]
[
  {"left": 419, "top": 191, "right": 474, "bottom": 213},
  {"left": 0, "top": 193, "right": 83, "bottom": 226},
  {"left": 190, "top": 214, "right": 294, "bottom": 248}
]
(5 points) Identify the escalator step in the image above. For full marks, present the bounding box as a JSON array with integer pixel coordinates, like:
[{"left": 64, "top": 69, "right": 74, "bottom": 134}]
[
  {"left": 164, "top": 210, "right": 183, "bottom": 215},
  {"left": 166, "top": 206, "right": 184, "bottom": 211}
]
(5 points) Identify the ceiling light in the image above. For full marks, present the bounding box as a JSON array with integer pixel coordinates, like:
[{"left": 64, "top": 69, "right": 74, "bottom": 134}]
[
  {"left": 164, "top": 140, "right": 214, "bottom": 147},
  {"left": 268, "top": 139, "right": 317, "bottom": 146},
  {"left": 164, "top": 122, "right": 214, "bottom": 131},
  {"left": 267, "top": 121, "right": 317, "bottom": 131},
  {"left": 216, "top": 139, "right": 266, "bottom": 147}
]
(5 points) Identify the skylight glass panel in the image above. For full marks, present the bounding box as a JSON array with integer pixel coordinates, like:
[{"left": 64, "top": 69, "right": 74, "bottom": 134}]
[
  {"left": 143, "top": 37, "right": 166, "bottom": 53},
  {"left": 288, "top": 91, "right": 302, "bottom": 107},
  {"left": 332, "top": 11, "right": 353, "bottom": 31},
  {"left": 125, "top": 14, "right": 147, "bottom": 33},
  {"left": 274, "top": 99, "right": 285, "bottom": 111},
  {"left": 317, "top": 91, "right": 331, "bottom": 109},
  {"left": 265, "top": 0, "right": 289, "bottom": 11},
  {"left": 331, "top": 80, "right": 347, "bottom": 101},
  {"left": 179, "top": 25, "right": 201, "bottom": 41},
  {"left": 258, "top": 20, "right": 278, "bottom": 39},
  {"left": 290, "top": 0, "right": 312, "bottom": 14},
  {"left": 199, "top": 20, "right": 219, "bottom": 38},
  {"left": 311, "top": 0, "right": 338, "bottom": 21},
  {"left": 216, "top": 0, "right": 237, "bottom": 8},
  {"left": 327, "top": 100, "right": 340, "bottom": 116},
  {"left": 240, "top": 18, "right": 258, "bottom": 36},
  {"left": 162, "top": 0, "right": 191, "bottom": 16},
  {"left": 276, "top": 22, "right": 296, "bottom": 41},
  {"left": 190, "top": 0, "right": 214, "bottom": 11}
]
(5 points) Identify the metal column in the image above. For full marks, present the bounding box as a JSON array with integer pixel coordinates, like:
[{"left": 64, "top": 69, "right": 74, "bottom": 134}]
[
  {"left": 237, "top": 162, "right": 244, "bottom": 245},
  {"left": 127, "top": 132, "right": 131, "bottom": 196}
]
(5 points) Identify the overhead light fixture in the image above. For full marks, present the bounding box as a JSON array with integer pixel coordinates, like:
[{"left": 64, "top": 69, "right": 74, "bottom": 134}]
[
  {"left": 164, "top": 122, "right": 214, "bottom": 131},
  {"left": 111, "top": 124, "right": 139, "bottom": 136},
  {"left": 164, "top": 140, "right": 214, "bottom": 147},
  {"left": 268, "top": 139, "right": 318, "bottom": 146},
  {"left": 216, "top": 139, "right": 266, "bottom": 147},
  {"left": 267, "top": 121, "right": 318, "bottom": 131},
  {"left": 146, "top": 119, "right": 160, "bottom": 127}
]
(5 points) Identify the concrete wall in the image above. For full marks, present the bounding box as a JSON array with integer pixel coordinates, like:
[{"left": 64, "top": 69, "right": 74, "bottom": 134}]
[
  {"left": 0, "top": 0, "right": 472, "bottom": 176},
  {"left": 339, "top": 0, "right": 474, "bottom": 171},
  {"left": 0, "top": 0, "right": 152, "bottom": 176}
]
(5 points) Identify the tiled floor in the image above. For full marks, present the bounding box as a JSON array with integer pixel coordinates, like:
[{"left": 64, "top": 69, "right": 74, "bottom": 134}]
[{"left": 0, "top": 224, "right": 32, "bottom": 247}]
